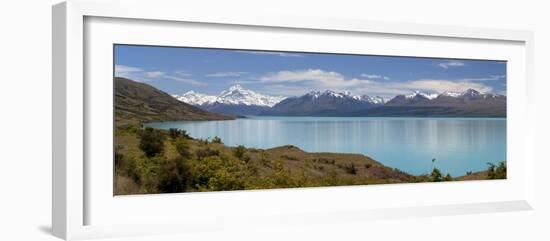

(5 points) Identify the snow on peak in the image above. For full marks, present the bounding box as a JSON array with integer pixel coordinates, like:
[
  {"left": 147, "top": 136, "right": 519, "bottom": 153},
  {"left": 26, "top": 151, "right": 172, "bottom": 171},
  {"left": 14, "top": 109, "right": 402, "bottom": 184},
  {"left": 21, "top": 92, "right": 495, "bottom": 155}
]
[
  {"left": 461, "top": 88, "right": 481, "bottom": 96},
  {"left": 228, "top": 84, "right": 245, "bottom": 92},
  {"left": 175, "top": 91, "right": 217, "bottom": 105},
  {"left": 175, "top": 85, "right": 285, "bottom": 107},
  {"left": 406, "top": 91, "right": 438, "bottom": 100},
  {"left": 305, "top": 90, "right": 384, "bottom": 104},
  {"left": 441, "top": 91, "right": 462, "bottom": 97},
  {"left": 359, "top": 95, "right": 385, "bottom": 104}
]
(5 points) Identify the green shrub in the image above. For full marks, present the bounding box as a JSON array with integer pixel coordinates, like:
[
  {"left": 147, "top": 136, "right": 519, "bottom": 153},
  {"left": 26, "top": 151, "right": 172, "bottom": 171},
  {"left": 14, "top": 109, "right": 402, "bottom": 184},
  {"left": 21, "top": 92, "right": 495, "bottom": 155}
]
[
  {"left": 195, "top": 147, "right": 220, "bottom": 160},
  {"left": 212, "top": 136, "right": 223, "bottom": 144},
  {"left": 281, "top": 154, "right": 298, "bottom": 161},
  {"left": 487, "top": 162, "right": 496, "bottom": 179},
  {"left": 430, "top": 168, "right": 443, "bottom": 182},
  {"left": 173, "top": 137, "right": 191, "bottom": 159},
  {"left": 168, "top": 128, "right": 191, "bottom": 140},
  {"left": 233, "top": 145, "right": 246, "bottom": 159},
  {"left": 443, "top": 173, "right": 453, "bottom": 181},
  {"left": 139, "top": 127, "right": 165, "bottom": 157},
  {"left": 158, "top": 156, "right": 191, "bottom": 193},
  {"left": 488, "top": 161, "right": 506, "bottom": 179},
  {"left": 190, "top": 155, "right": 245, "bottom": 191},
  {"left": 121, "top": 155, "right": 141, "bottom": 184},
  {"left": 114, "top": 151, "right": 124, "bottom": 167},
  {"left": 344, "top": 162, "right": 358, "bottom": 175},
  {"left": 495, "top": 162, "right": 506, "bottom": 179}
]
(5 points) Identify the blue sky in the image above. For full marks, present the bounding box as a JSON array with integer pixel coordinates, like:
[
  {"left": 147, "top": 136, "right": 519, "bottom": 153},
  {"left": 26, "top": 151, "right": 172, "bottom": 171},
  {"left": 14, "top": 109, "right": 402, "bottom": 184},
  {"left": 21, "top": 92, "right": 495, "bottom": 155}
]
[{"left": 114, "top": 44, "right": 506, "bottom": 99}]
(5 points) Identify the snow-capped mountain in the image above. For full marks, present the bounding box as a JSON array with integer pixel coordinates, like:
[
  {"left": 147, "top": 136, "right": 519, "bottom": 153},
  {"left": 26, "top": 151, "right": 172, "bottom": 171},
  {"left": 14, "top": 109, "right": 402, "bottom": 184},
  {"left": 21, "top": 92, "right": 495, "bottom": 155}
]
[
  {"left": 405, "top": 91, "right": 438, "bottom": 100},
  {"left": 173, "top": 85, "right": 286, "bottom": 116},
  {"left": 174, "top": 91, "right": 217, "bottom": 105},
  {"left": 368, "top": 88, "right": 506, "bottom": 117},
  {"left": 175, "top": 84, "right": 285, "bottom": 107},
  {"left": 303, "top": 90, "right": 386, "bottom": 104},
  {"left": 261, "top": 90, "right": 385, "bottom": 116},
  {"left": 216, "top": 84, "right": 285, "bottom": 107}
]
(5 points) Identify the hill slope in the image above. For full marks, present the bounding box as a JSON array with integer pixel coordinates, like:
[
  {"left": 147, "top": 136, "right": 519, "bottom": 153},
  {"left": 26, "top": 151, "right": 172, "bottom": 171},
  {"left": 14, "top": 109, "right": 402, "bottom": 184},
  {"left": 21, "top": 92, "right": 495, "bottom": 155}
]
[{"left": 114, "top": 77, "right": 234, "bottom": 125}]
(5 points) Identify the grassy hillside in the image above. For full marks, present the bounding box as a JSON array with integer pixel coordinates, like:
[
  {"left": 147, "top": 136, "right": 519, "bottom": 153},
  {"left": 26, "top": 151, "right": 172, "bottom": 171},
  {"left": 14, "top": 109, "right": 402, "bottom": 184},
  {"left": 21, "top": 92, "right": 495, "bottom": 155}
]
[
  {"left": 114, "top": 77, "right": 234, "bottom": 125},
  {"left": 113, "top": 125, "right": 504, "bottom": 195}
]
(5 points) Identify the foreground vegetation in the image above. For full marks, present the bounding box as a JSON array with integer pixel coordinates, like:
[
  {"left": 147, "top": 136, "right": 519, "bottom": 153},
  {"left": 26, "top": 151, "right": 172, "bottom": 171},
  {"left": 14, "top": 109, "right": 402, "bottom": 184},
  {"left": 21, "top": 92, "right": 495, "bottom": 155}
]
[{"left": 114, "top": 124, "right": 506, "bottom": 195}]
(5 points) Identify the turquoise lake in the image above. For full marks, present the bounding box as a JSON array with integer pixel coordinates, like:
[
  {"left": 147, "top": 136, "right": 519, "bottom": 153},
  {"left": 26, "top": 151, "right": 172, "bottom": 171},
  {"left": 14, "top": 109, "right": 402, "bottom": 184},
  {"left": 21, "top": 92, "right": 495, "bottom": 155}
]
[{"left": 146, "top": 116, "right": 506, "bottom": 176}]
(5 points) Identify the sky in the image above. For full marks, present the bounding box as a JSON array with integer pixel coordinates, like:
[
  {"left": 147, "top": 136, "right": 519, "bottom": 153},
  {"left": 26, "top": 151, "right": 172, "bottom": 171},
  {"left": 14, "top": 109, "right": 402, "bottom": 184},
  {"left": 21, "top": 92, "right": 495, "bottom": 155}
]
[{"left": 114, "top": 44, "right": 507, "bottom": 99}]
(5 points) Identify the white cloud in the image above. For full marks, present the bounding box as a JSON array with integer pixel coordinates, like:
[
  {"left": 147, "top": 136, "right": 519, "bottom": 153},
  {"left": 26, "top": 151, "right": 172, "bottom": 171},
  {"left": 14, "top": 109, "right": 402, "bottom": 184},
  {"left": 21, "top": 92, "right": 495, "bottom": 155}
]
[
  {"left": 251, "top": 68, "right": 494, "bottom": 98},
  {"left": 259, "top": 69, "right": 371, "bottom": 89},
  {"left": 144, "top": 71, "right": 165, "bottom": 78},
  {"left": 114, "top": 65, "right": 204, "bottom": 86},
  {"left": 115, "top": 65, "right": 143, "bottom": 79},
  {"left": 206, "top": 71, "right": 248, "bottom": 77},
  {"left": 437, "top": 60, "right": 465, "bottom": 69},
  {"left": 235, "top": 50, "right": 303, "bottom": 57},
  {"left": 151, "top": 72, "right": 204, "bottom": 86},
  {"left": 360, "top": 73, "right": 390, "bottom": 80},
  {"left": 459, "top": 75, "right": 506, "bottom": 81},
  {"left": 174, "top": 71, "right": 192, "bottom": 77},
  {"left": 390, "top": 79, "right": 493, "bottom": 93}
]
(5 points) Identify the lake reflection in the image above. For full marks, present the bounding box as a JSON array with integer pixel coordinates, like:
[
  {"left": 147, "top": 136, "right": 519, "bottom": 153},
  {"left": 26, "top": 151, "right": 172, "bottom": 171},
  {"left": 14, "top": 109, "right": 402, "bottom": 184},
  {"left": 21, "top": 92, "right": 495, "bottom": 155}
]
[{"left": 146, "top": 117, "right": 506, "bottom": 176}]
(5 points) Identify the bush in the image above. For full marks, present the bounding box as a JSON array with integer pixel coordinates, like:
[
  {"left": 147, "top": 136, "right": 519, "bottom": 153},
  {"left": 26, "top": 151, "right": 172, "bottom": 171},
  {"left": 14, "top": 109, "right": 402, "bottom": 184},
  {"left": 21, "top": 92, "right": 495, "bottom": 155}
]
[
  {"left": 233, "top": 145, "right": 246, "bottom": 159},
  {"left": 190, "top": 155, "right": 245, "bottom": 191},
  {"left": 344, "top": 162, "right": 357, "bottom": 175},
  {"left": 120, "top": 155, "right": 141, "bottom": 184},
  {"left": 488, "top": 162, "right": 506, "bottom": 179},
  {"left": 212, "top": 136, "right": 223, "bottom": 144},
  {"left": 195, "top": 147, "right": 220, "bottom": 160},
  {"left": 139, "top": 127, "right": 165, "bottom": 157},
  {"left": 173, "top": 137, "right": 191, "bottom": 159},
  {"left": 430, "top": 168, "right": 443, "bottom": 182},
  {"left": 169, "top": 128, "right": 190, "bottom": 140},
  {"left": 443, "top": 173, "right": 453, "bottom": 181},
  {"left": 495, "top": 162, "right": 506, "bottom": 179},
  {"left": 114, "top": 151, "right": 124, "bottom": 167},
  {"left": 158, "top": 156, "right": 191, "bottom": 193},
  {"left": 281, "top": 155, "right": 298, "bottom": 161}
]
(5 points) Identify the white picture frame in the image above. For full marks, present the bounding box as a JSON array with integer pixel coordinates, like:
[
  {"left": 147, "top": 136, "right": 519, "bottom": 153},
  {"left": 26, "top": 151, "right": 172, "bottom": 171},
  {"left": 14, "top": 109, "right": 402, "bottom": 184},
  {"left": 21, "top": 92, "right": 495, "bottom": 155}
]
[{"left": 52, "top": 0, "right": 536, "bottom": 240}]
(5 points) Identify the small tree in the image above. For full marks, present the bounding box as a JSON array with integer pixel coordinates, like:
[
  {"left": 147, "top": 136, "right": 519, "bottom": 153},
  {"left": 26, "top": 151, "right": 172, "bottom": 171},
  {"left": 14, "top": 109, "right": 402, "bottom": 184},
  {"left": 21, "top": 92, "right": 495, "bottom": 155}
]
[
  {"left": 233, "top": 145, "right": 246, "bottom": 159},
  {"left": 495, "top": 162, "right": 507, "bottom": 179},
  {"left": 139, "top": 127, "right": 165, "bottom": 157},
  {"left": 443, "top": 173, "right": 453, "bottom": 181},
  {"left": 169, "top": 128, "right": 180, "bottom": 139},
  {"left": 487, "top": 162, "right": 496, "bottom": 179},
  {"left": 431, "top": 168, "right": 443, "bottom": 182},
  {"left": 158, "top": 156, "right": 191, "bottom": 193},
  {"left": 212, "top": 136, "right": 223, "bottom": 144},
  {"left": 174, "top": 137, "right": 191, "bottom": 159}
]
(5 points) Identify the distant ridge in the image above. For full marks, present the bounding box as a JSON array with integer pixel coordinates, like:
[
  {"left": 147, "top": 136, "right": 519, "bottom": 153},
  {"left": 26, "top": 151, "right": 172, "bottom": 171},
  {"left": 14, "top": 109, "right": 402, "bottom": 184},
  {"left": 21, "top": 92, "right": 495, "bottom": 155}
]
[
  {"left": 260, "top": 90, "right": 384, "bottom": 116},
  {"left": 356, "top": 89, "right": 506, "bottom": 117},
  {"left": 114, "top": 77, "right": 234, "bottom": 125}
]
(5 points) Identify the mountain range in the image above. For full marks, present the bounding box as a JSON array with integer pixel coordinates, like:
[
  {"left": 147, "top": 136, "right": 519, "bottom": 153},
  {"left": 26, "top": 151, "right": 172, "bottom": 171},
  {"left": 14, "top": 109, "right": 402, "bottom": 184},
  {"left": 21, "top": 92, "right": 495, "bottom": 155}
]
[
  {"left": 174, "top": 84, "right": 506, "bottom": 117},
  {"left": 355, "top": 89, "right": 506, "bottom": 117},
  {"left": 261, "top": 90, "right": 385, "bottom": 116},
  {"left": 173, "top": 85, "right": 286, "bottom": 116}
]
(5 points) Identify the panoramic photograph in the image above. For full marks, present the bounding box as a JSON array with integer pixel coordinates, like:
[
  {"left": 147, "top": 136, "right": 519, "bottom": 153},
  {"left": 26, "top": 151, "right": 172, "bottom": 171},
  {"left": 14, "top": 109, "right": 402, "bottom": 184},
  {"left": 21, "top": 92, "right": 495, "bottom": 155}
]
[{"left": 113, "top": 44, "right": 507, "bottom": 195}]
